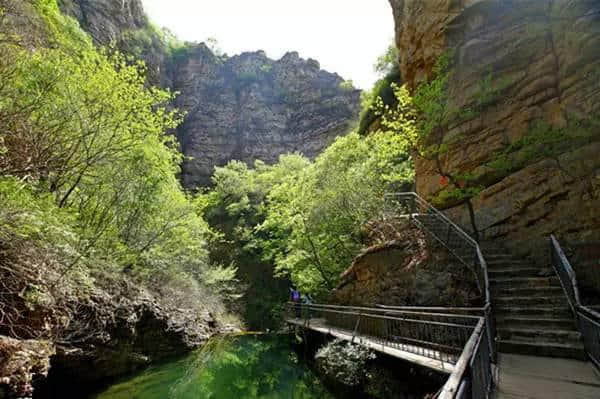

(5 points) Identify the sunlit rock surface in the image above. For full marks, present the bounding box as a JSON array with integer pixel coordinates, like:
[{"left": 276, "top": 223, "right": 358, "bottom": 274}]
[
  {"left": 389, "top": 0, "right": 600, "bottom": 259},
  {"left": 334, "top": 219, "right": 479, "bottom": 307}
]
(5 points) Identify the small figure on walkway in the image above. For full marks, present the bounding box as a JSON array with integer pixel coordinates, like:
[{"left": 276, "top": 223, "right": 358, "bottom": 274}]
[{"left": 290, "top": 286, "right": 301, "bottom": 318}]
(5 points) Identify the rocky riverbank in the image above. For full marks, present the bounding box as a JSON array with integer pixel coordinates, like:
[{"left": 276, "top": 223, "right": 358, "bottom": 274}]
[{"left": 0, "top": 266, "right": 237, "bottom": 399}]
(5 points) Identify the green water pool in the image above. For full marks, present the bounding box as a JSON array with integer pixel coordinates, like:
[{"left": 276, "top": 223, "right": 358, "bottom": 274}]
[{"left": 93, "top": 334, "right": 335, "bottom": 399}]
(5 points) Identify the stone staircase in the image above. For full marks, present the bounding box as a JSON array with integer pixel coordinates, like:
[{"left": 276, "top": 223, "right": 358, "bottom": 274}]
[
  {"left": 412, "top": 213, "right": 585, "bottom": 360},
  {"left": 484, "top": 245, "right": 586, "bottom": 360}
]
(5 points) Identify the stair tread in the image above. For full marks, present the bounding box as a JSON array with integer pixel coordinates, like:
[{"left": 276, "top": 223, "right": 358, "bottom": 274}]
[
  {"left": 489, "top": 267, "right": 542, "bottom": 272},
  {"left": 491, "top": 276, "right": 558, "bottom": 281},
  {"left": 489, "top": 269, "right": 550, "bottom": 278},
  {"left": 487, "top": 261, "right": 534, "bottom": 266},
  {"left": 494, "top": 295, "right": 567, "bottom": 300},
  {"left": 495, "top": 304, "right": 571, "bottom": 318},
  {"left": 498, "top": 316, "right": 574, "bottom": 322},
  {"left": 498, "top": 339, "right": 584, "bottom": 349},
  {"left": 498, "top": 319, "right": 576, "bottom": 329},
  {"left": 496, "top": 305, "right": 571, "bottom": 311},
  {"left": 498, "top": 339, "right": 586, "bottom": 359},
  {"left": 499, "top": 327, "right": 580, "bottom": 334},
  {"left": 493, "top": 286, "right": 562, "bottom": 291}
]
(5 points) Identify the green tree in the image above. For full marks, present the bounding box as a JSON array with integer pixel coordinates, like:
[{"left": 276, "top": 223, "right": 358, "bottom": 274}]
[{"left": 0, "top": 0, "right": 238, "bottom": 338}]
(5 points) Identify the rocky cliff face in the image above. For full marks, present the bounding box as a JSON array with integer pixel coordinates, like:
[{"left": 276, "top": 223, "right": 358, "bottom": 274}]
[
  {"left": 58, "top": 0, "right": 147, "bottom": 45},
  {"left": 334, "top": 219, "right": 479, "bottom": 307},
  {"left": 172, "top": 47, "right": 360, "bottom": 187},
  {"left": 59, "top": 0, "right": 361, "bottom": 188},
  {"left": 389, "top": 0, "right": 600, "bottom": 259}
]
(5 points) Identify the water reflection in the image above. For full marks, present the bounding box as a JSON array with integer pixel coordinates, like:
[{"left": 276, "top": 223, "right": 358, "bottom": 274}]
[{"left": 94, "top": 334, "right": 335, "bottom": 399}]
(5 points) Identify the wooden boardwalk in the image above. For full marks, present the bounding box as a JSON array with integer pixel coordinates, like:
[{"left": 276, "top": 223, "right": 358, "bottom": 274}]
[
  {"left": 287, "top": 317, "right": 456, "bottom": 373},
  {"left": 494, "top": 353, "right": 600, "bottom": 399}
]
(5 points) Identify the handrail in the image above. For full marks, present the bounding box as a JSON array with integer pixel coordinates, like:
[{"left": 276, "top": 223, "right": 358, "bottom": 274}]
[
  {"left": 550, "top": 235, "right": 582, "bottom": 312},
  {"left": 308, "top": 303, "right": 483, "bottom": 320},
  {"left": 385, "top": 192, "right": 477, "bottom": 247},
  {"left": 286, "top": 192, "right": 496, "bottom": 397},
  {"left": 375, "top": 304, "right": 485, "bottom": 313},
  {"left": 438, "top": 319, "right": 486, "bottom": 399},
  {"left": 287, "top": 302, "right": 494, "bottom": 398},
  {"left": 385, "top": 192, "right": 496, "bottom": 396},
  {"left": 550, "top": 235, "right": 600, "bottom": 370},
  {"left": 385, "top": 192, "right": 490, "bottom": 304},
  {"left": 287, "top": 302, "right": 478, "bottom": 365},
  {"left": 287, "top": 303, "right": 479, "bottom": 325},
  {"left": 385, "top": 192, "right": 495, "bottom": 359}
]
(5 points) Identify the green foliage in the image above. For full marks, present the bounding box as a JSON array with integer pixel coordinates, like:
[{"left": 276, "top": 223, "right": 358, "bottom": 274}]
[
  {"left": 120, "top": 23, "right": 186, "bottom": 62},
  {"left": 206, "top": 37, "right": 227, "bottom": 59},
  {"left": 411, "top": 52, "right": 453, "bottom": 141},
  {"left": 0, "top": 5, "right": 237, "bottom": 323},
  {"left": 34, "top": 0, "right": 91, "bottom": 50},
  {"left": 0, "top": 176, "right": 77, "bottom": 254},
  {"left": 199, "top": 157, "right": 308, "bottom": 329},
  {"left": 358, "top": 68, "right": 402, "bottom": 135},
  {"left": 236, "top": 62, "right": 274, "bottom": 83},
  {"left": 373, "top": 53, "right": 486, "bottom": 206},
  {"left": 357, "top": 42, "right": 403, "bottom": 135},
  {"left": 485, "top": 119, "right": 596, "bottom": 175},
  {"left": 204, "top": 130, "right": 413, "bottom": 295},
  {"left": 259, "top": 63, "right": 272, "bottom": 73},
  {"left": 374, "top": 44, "right": 398, "bottom": 77},
  {"left": 339, "top": 80, "right": 355, "bottom": 91}
]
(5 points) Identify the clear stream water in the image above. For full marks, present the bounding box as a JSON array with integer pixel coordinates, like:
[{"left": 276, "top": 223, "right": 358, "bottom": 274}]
[{"left": 93, "top": 334, "right": 336, "bottom": 399}]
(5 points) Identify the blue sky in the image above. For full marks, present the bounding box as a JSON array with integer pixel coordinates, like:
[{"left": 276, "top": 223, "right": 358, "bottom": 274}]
[{"left": 141, "top": 0, "right": 395, "bottom": 89}]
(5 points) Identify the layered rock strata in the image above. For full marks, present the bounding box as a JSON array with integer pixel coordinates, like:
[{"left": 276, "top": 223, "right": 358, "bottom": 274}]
[{"left": 389, "top": 0, "right": 600, "bottom": 259}]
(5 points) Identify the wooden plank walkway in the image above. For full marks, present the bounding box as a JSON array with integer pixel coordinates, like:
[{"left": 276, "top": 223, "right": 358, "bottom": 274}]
[
  {"left": 286, "top": 317, "right": 456, "bottom": 374},
  {"left": 494, "top": 353, "right": 600, "bottom": 399}
]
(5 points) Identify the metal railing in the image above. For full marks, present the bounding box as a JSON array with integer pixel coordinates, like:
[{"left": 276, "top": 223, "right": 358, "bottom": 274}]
[
  {"left": 384, "top": 193, "right": 495, "bottom": 361},
  {"left": 550, "top": 235, "right": 600, "bottom": 370},
  {"left": 286, "top": 192, "right": 497, "bottom": 398},
  {"left": 438, "top": 306, "right": 494, "bottom": 399},
  {"left": 287, "top": 302, "right": 494, "bottom": 398},
  {"left": 287, "top": 302, "right": 478, "bottom": 366}
]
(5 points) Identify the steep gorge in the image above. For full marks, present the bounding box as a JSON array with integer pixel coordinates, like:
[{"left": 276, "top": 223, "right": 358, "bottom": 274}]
[
  {"left": 2, "top": 0, "right": 599, "bottom": 397},
  {"left": 0, "top": 1, "right": 361, "bottom": 397}
]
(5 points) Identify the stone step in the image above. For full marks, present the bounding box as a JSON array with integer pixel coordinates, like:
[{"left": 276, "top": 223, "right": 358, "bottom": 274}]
[
  {"left": 491, "top": 285, "right": 564, "bottom": 297},
  {"left": 486, "top": 259, "right": 533, "bottom": 267},
  {"left": 484, "top": 254, "right": 522, "bottom": 261},
  {"left": 498, "top": 339, "right": 586, "bottom": 360},
  {"left": 494, "top": 295, "right": 569, "bottom": 307},
  {"left": 497, "top": 316, "right": 576, "bottom": 330},
  {"left": 496, "top": 305, "right": 573, "bottom": 318},
  {"left": 490, "top": 276, "right": 560, "bottom": 290},
  {"left": 498, "top": 327, "right": 581, "bottom": 344},
  {"left": 488, "top": 267, "right": 546, "bottom": 278}
]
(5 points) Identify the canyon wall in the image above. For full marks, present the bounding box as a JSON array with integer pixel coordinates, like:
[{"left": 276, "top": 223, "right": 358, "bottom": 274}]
[
  {"left": 389, "top": 0, "right": 600, "bottom": 260},
  {"left": 172, "top": 47, "right": 359, "bottom": 187},
  {"left": 59, "top": 0, "right": 360, "bottom": 188}
]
